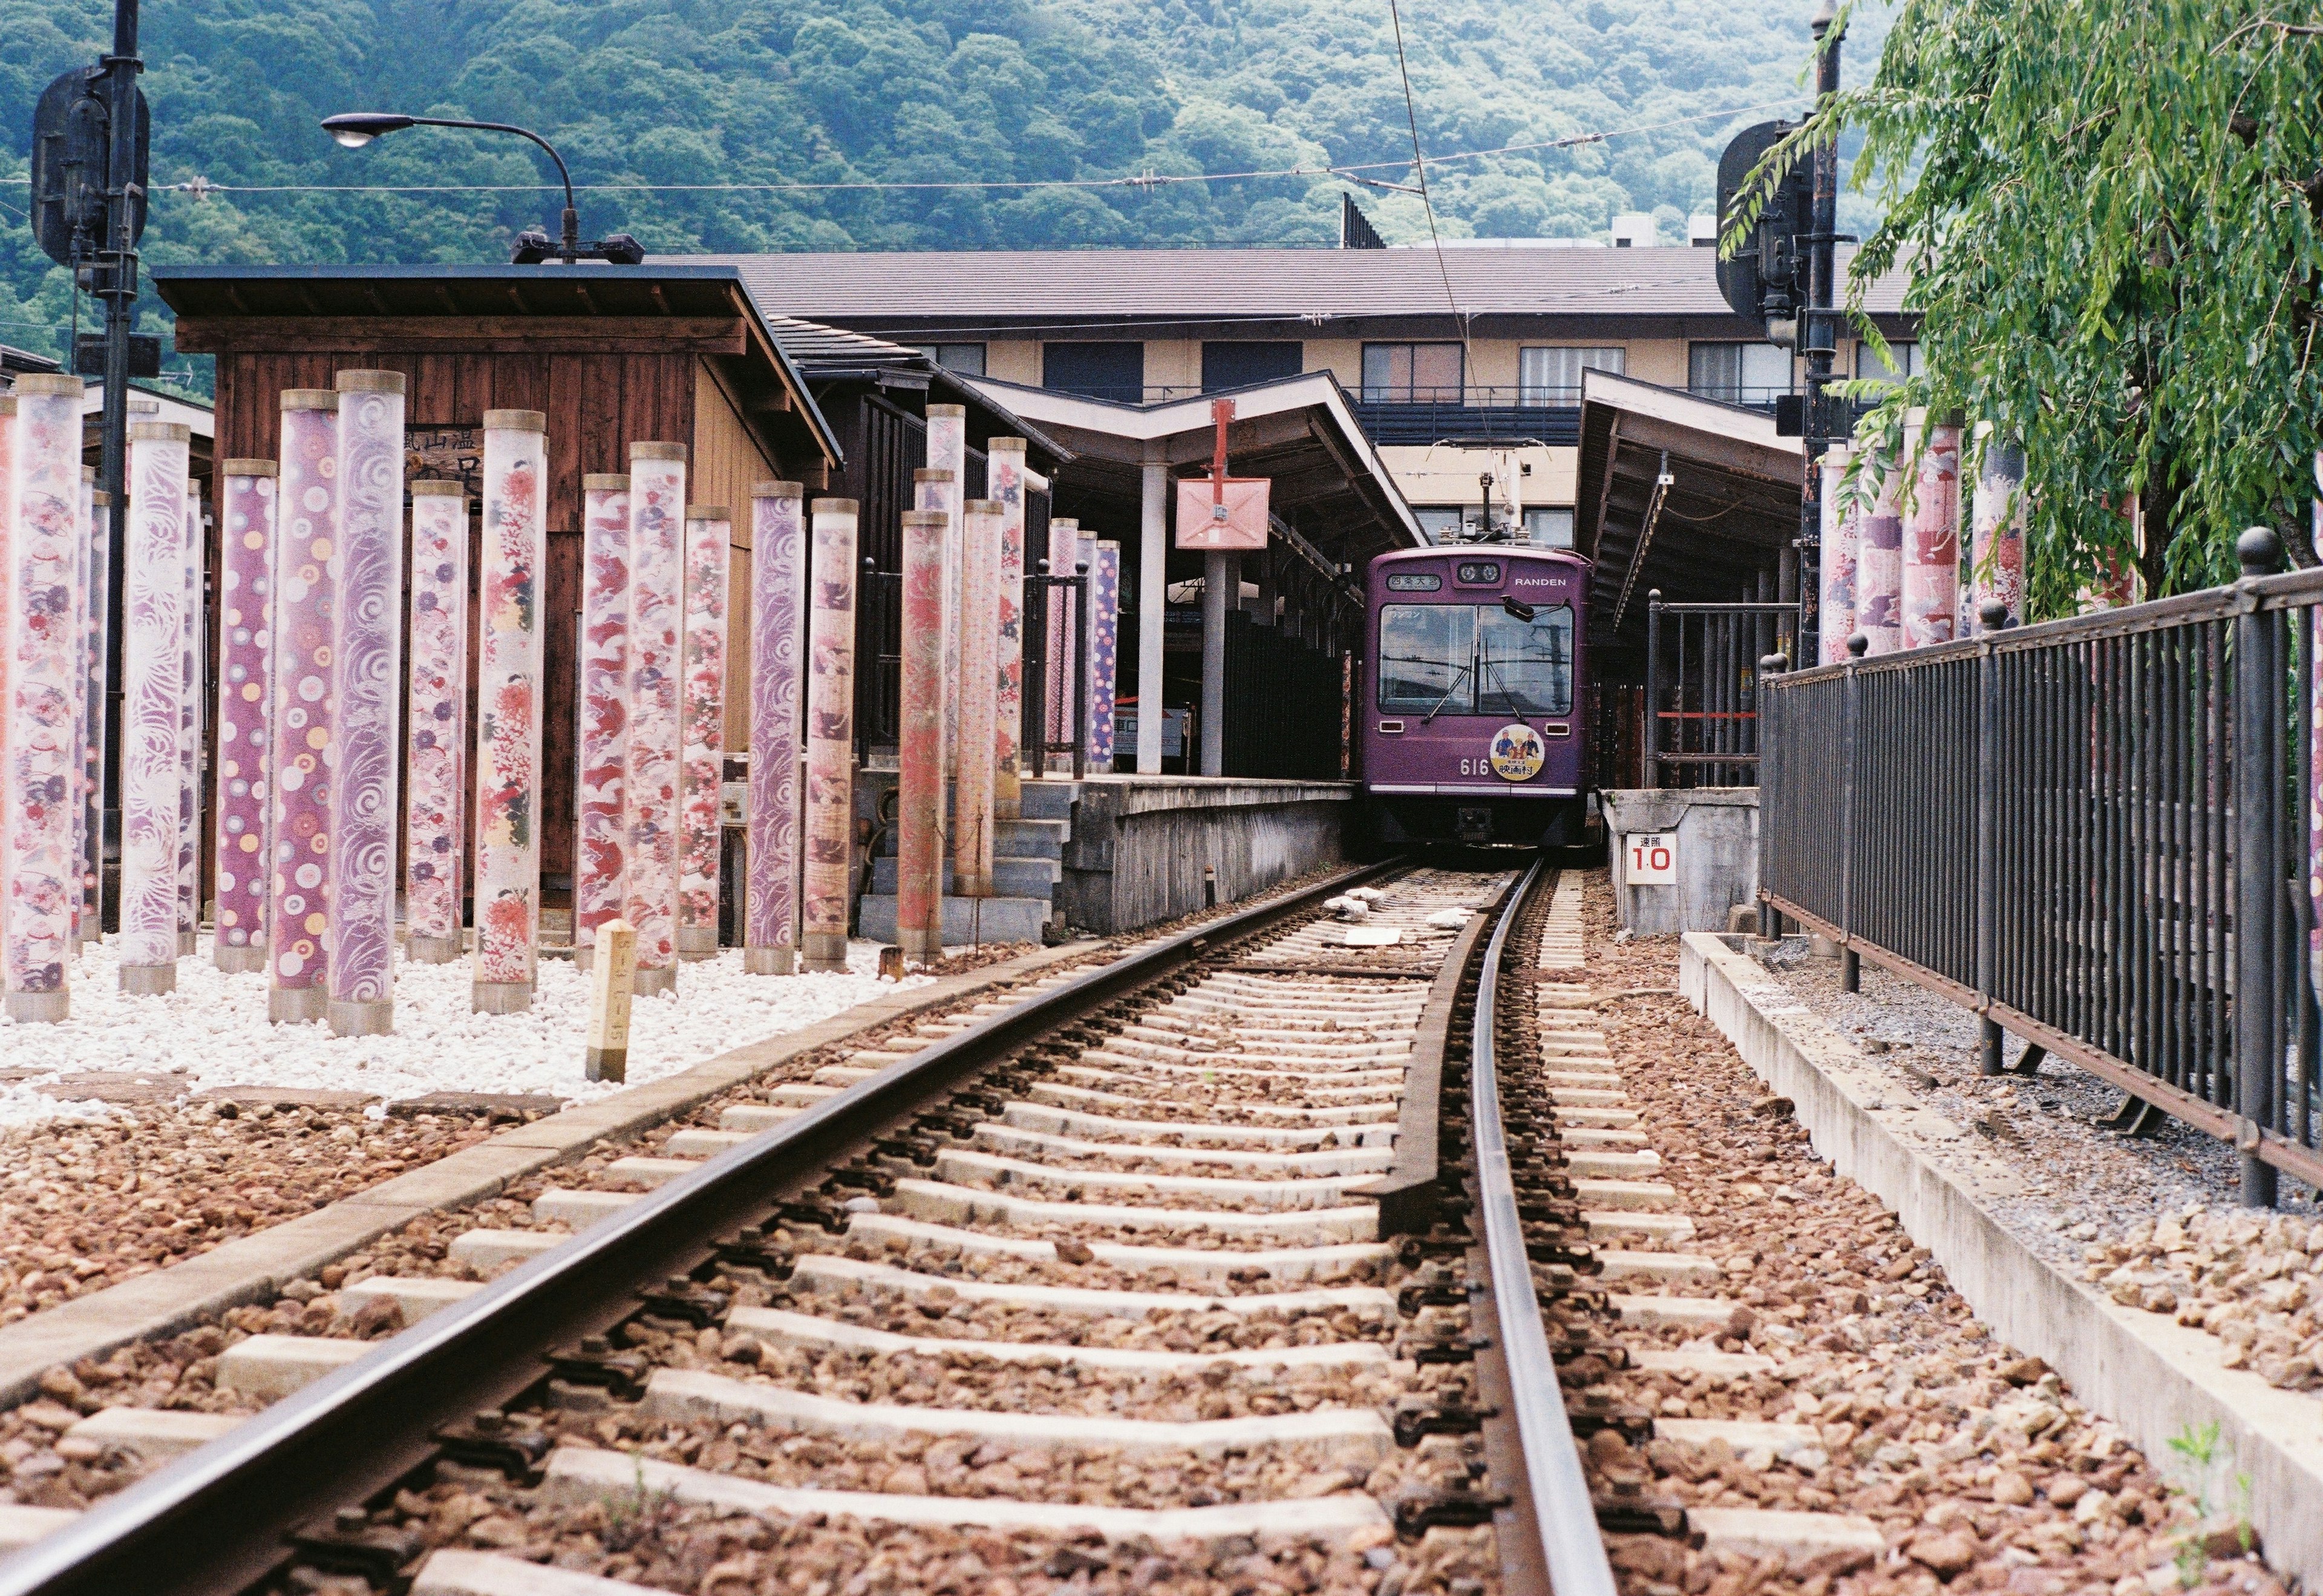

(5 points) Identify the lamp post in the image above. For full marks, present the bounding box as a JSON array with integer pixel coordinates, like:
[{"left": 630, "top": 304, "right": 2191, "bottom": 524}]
[{"left": 319, "top": 113, "right": 644, "bottom": 266}]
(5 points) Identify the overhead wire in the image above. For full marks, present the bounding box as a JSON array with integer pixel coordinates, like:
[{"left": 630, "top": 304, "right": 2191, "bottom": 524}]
[{"left": 1384, "top": 0, "right": 1474, "bottom": 374}]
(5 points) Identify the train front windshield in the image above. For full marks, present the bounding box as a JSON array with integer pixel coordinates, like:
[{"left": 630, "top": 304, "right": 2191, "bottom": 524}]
[{"left": 1377, "top": 602, "right": 1574, "bottom": 717}]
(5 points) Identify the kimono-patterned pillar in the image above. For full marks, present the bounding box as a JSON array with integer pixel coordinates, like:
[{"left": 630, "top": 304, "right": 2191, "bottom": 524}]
[
  {"left": 4, "top": 378, "right": 87, "bottom": 1018},
  {"left": 955, "top": 500, "right": 1001, "bottom": 899},
  {"left": 1970, "top": 429, "right": 2025, "bottom": 632},
  {"left": 801, "top": 498, "right": 858, "bottom": 973},
  {"left": 1855, "top": 436, "right": 1903, "bottom": 657},
  {"left": 70, "top": 468, "right": 91, "bottom": 947},
  {"left": 896, "top": 509, "right": 947, "bottom": 963},
  {"left": 677, "top": 504, "right": 729, "bottom": 960},
  {"left": 1901, "top": 414, "right": 1961, "bottom": 650},
  {"left": 1045, "top": 516, "right": 1080, "bottom": 774},
  {"left": 911, "top": 466, "right": 956, "bottom": 792},
  {"left": 745, "top": 482, "right": 804, "bottom": 975},
  {"left": 624, "top": 443, "right": 688, "bottom": 997},
  {"left": 404, "top": 481, "right": 468, "bottom": 964},
  {"left": 0, "top": 397, "right": 12, "bottom": 966},
  {"left": 178, "top": 478, "right": 201, "bottom": 953},
  {"left": 471, "top": 409, "right": 548, "bottom": 1014},
  {"left": 120, "top": 419, "right": 188, "bottom": 996},
  {"left": 82, "top": 485, "right": 109, "bottom": 946},
  {"left": 1816, "top": 446, "right": 1855, "bottom": 666},
  {"left": 214, "top": 461, "right": 275, "bottom": 971},
  {"left": 268, "top": 391, "right": 339, "bottom": 1024},
  {"left": 925, "top": 404, "right": 966, "bottom": 787},
  {"left": 1088, "top": 539, "right": 1120, "bottom": 768},
  {"left": 987, "top": 439, "right": 1027, "bottom": 817},
  {"left": 574, "top": 474, "right": 631, "bottom": 971}
]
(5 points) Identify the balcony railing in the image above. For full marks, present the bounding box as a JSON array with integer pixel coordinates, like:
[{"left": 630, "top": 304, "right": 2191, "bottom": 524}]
[{"left": 1350, "top": 388, "right": 1582, "bottom": 446}]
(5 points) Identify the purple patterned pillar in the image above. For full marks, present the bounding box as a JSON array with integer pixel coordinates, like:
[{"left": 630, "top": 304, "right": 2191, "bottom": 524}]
[
  {"left": 1817, "top": 446, "right": 1856, "bottom": 666},
  {"left": 213, "top": 462, "right": 275, "bottom": 971},
  {"left": 624, "top": 443, "right": 688, "bottom": 996},
  {"left": 1088, "top": 539, "right": 1120, "bottom": 767},
  {"left": 1902, "top": 414, "right": 1961, "bottom": 651},
  {"left": 71, "top": 469, "right": 92, "bottom": 949},
  {"left": 897, "top": 508, "right": 947, "bottom": 963},
  {"left": 267, "top": 391, "right": 339, "bottom": 1023},
  {"left": 1045, "top": 516, "right": 1080, "bottom": 775},
  {"left": 678, "top": 503, "right": 730, "bottom": 960},
  {"left": 745, "top": 483, "right": 805, "bottom": 975},
  {"left": 989, "top": 440, "right": 1027, "bottom": 818},
  {"left": 1855, "top": 438, "right": 1903, "bottom": 657},
  {"left": 575, "top": 474, "right": 631, "bottom": 971},
  {"left": 955, "top": 500, "right": 1001, "bottom": 899},
  {"left": 404, "top": 481, "right": 468, "bottom": 964},
  {"left": 4, "top": 377, "right": 85, "bottom": 1020},
  {"left": 471, "top": 410, "right": 548, "bottom": 1014},
  {"left": 81, "top": 484, "right": 109, "bottom": 946},
  {"left": 120, "top": 419, "right": 188, "bottom": 995},
  {"left": 801, "top": 498, "right": 858, "bottom": 972},
  {"left": 925, "top": 404, "right": 966, "bottom": 786},
  {"left": 912, "top": 464, "right": 957, "bottom": 792},
  {"left": 178, "top": 479, "right": 201, "bottom": 953},
  {"left": 1970, "top": 429, "right": 2025, "bottom": 632}
]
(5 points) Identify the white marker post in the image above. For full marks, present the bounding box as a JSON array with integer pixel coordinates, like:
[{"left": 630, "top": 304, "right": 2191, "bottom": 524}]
[{"left": 585, "top": 917, "right": 638, "bottom": 1084}]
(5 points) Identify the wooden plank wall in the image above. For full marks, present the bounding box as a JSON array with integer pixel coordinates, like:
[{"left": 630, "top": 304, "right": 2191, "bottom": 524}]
[{"left": 690, "top": 365, "right": 782, "bottom": 757}]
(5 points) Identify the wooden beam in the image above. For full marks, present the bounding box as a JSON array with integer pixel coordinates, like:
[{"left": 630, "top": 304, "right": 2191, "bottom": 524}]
[{"left": 172, "top": 316, "right": 750, "bottom": 356}]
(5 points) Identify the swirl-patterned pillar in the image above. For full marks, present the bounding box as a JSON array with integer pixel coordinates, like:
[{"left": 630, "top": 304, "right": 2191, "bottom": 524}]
[
  {"left": 897, "top": 508, "right": 947, "bottom": 964},
  {"left": 745, "top": 483, "right": 803, "bottom": 976},
  {"left": 80, "top": 484, "right": 109, "bottom": 946},
  {"left": 574, "top": 474, "right": 630, "bottom": 972},
  {"left": 801, "top": 498, "right": 857, "bottom": 973},
  {"left": 678, "top": 504, "right": 730, "bottom": 960},
  {"left": 1855, "top": 437, "right": 1903, "bottom": 657},
  {"left": 267, "top": 390, "right": 339, "bottom": 1024},
  {"left": 1901, "top": 414, "right": 1961, "bottom": 651},
  {"left": 988, "top": 440, "right": 1026, "bottom": 818},
  {"left": 1970, "top": 430, "right": 2025, "bottom": 632},
  {"left": 404, "top": 481, "right": 468, "bottom": 964},
  {"left": 624, "top": 443, "right": 688, "bottom": 997},
  {"left": 120, "top": 419, "right": 188, "bottom": 996},
  {"left": 471, "top": 410, "right": 548, "bottom": 1014},
  {"left": 1816, "top": 445, "right": 1855, "bottom": 665},
  {"left": 178, "top": 478, "right": 201, "bottom": 953},
  {"left": 954, "top": 500, "right": 1001, "bottom": 900},
  {"left": 1044, "top": 516, "right": 1080, "bottom": 775},
  {"left": 1088, "top": 539, "right": 1120, "bottom": 769},
  {"left": 212, "top": 462, "right": 275, "bottom": 971},
  {"left": 925, "top": 403, "right": 965, "bottom": 787}
]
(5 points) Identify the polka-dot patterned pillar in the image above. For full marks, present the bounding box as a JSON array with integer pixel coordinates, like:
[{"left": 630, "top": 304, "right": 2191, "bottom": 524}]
[
  {"left": 266, "top": 389, "right": 339, "bottom": 1024},
  {"left": 213, "top": 460, "right": 278, "bottom": 972}
]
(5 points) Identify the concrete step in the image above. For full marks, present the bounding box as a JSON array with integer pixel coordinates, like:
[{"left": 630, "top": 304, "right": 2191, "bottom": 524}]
[
  {"left": 859, "top": 893, "right": 1052, "bottom": 945},
  {"left": 1015, "top": 780, "right": 1078, "bottom": 820},
  {"left": 868, "top": 855, "right": 1060, "bottom": 897},
  {"left": 874, "top": 815, "right": 1070, "bottom": 859}
]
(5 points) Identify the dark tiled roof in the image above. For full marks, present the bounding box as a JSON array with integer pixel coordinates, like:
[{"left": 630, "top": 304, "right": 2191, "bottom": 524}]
[{"left": 760, "top": 316, "right": 931, "bottom": 369}]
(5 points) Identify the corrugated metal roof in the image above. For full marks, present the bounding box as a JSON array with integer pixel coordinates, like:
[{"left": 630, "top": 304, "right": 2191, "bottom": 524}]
[{"left": 682, "top": 246, "right": 1909, "bottom": 325}]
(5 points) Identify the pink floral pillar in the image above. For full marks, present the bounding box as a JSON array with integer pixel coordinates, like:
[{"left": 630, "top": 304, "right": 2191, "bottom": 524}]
[
  {"left": 801, "top": 498, "right": 858, "bottom": 973},
  {"left": 575, "top": 474, "right": 631, "bottom": 969},
  {"left": 1902, "top": 415, "right": 1962, "bottom": 650},
  {"left": 178, "top": 478, "right": 201, "bottom": 953},
  {"left": 0, "top": 396, "right": 11, "bottom": 965},
  {"left": 267, "top": 391, "right": 339, "bottom": 1024},
  {"left": 926, "top": 403, "right": 966, "bottom": 785},
  {"left": 404, "top": 481, "right": 468, "bottom": 965},
  {"left": 212, "top": 462, "right": 275, "bottom": 971},
  {"left": 120, "top": 419, "right": 188, "bottom": 996},
  {"left": 955, "top": 500, "right": 1001, "bottom": 899},
  {"left": 912, "top": 464, "right": 958, "bottom": 790},
  {"left": 70, "top": 469, "right": 92, "bottom": 948},
  {"left": 745, "top": 483, "right": 805, "bottom": 975},
  {"left": 1970, "top": 431, "right": 2025, "bottom": 632},
  {"left": 624, "top": 443, "right": 688, "bottom": 997},
  {"left": 988, "top": 440, "right": 1027, "bottom": 817},
  {"left": 896, "top": 509, "right": 947, "bottom": 962},
  {"left": 471, "top": 409, "right": 548, "bottom": 1014},
  {"left": 1817, "top": 445, "right": 1855, "bottom": 665},
  {"left": 1045, "top": 516, "right": 1080, "bottom": 775},
  {"left": 81, "top": 484, "right": 110, "bottom": 945},
  {"left": 1855, "top": 438, "right": 1904, "bottom": 657},
  {"left": 678, "top": 503, "right": 730, "bottom": 960},
  {"left": 1088, "top": 539, "right": 1120, "bottom": 767}
]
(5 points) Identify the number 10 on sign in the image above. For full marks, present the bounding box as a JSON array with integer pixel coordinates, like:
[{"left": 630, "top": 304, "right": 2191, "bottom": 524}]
[{"left": 1627, "top": 833, "right": 1677, "bottom": 885}]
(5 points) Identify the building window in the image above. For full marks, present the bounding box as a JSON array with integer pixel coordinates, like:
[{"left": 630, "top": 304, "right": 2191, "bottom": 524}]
[
  {"left": 1201, "top": 341, "right": 1302, "bottom": 394},
  {"left": 1857, "top": 340, "right": 1921, "bottom": 383},
  {"left": 1525, "top": 507, "right": 1575, "bottom": 549},
  {"left": 1361, "top": 342, "right": 1464, "bottom": 403},
  {"left": 1414, "top": 508, "right": 1466, "bottom": 542},
  {"left": 911, "top": 343, "right": 987, "bottom": 377},
  {"left": 1043, "top": 341, "right": 1145, "bottom": 402},
  {"left": 1688, "top": 342, "right": 1794, "bottom": 406},
  {"left": 1518, "top": 347, "right": 1624, "bottom": 405}
]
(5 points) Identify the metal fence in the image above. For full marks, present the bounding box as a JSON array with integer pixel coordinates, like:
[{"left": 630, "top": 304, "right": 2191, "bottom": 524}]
[
  {"left": 1759, "top": 533, "right": 2323, "bottom": 1202},
  {"left": 1644, "top": 598, "right": 1794, "bottom": 787}
]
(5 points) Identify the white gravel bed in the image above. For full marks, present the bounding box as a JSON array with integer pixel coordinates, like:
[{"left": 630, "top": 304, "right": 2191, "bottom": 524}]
[{"left": 0, "top": 934, "right": 927, "bottom": 1124}]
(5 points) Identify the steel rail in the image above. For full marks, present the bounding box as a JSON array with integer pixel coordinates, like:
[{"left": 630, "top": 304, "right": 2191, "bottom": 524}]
[
  {"left": 1471, "top": 859, "right": 1618, "bottom": 1596},
  {"left": 0, "top": 857, "right": 1407, "bottom": 1596}
]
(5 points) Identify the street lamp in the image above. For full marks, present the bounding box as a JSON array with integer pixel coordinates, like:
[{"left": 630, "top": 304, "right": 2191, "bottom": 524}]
[{"left": 319, "top": 112, "right": 645, "bottom": 266}]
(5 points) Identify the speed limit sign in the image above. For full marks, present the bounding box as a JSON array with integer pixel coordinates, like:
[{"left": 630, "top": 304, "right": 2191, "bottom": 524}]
[{"left": 1627, "top": 833, "right": 1677, "bottom": 885}]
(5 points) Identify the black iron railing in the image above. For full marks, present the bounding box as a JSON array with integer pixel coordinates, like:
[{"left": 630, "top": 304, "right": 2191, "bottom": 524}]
[
  {"left": 1019, "top": 558, "right": 1092, "bottom": 781},
  {"left": 1644, "top": 597, "right": 1794, "bottom": 788},
  {"left": 1759, "top": 532, "right": 2323, "bottom": 1202}
]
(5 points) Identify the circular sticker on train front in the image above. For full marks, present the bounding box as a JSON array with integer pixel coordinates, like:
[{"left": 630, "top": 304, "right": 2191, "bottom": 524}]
[{"left": 1488, "top": 723, "right": 1544, "bottom": 781}]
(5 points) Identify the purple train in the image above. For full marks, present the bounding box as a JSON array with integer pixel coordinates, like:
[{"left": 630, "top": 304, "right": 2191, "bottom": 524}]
[{"left": 1359, "top": 544, "right": 1594, "bottom": 850}]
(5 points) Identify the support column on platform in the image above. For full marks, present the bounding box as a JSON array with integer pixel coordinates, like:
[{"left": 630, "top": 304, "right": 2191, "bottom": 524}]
[
  {"left": 1088, "top": 539, "right": 1120, "bottom": 769},
  {"left": 624, "top": 442, "right": 688, "bottom": 997},
  {"left": 71, "top": 469, "right": 91, "bottom": 949},
  {"left": 214, "top": 461, "right": 276, "bottom": 971},
  {"left": 677, "top": 503, "right": 729, "bottom": 961},
  {"left": 82, "top": 484, "right": 110, "bottom": 946},
  {"left": 575, "top": 474, "right": 631, "bottom": 972},
  {"left": 178, "top": 477, "right": 200, "bottom": 954},
  {"left": 1138, "top": 461, "right": 1167, "bottom": 775},
  {"left": 956, "top": 500, "right": 1001, "bottom": 899},
  {"left": 925, "top": 403, "right": 965, "bottom": 787},
  {"left": 745, "top": 483, "right": 804, "bottom": 976},
  {"left": 121, "top": 419, "right": 188, "bottom": 997},
  {"left": 1200, "top": 550, "right": 1231, "bottom": 776},
  {"left": 897, "top": 508, "right": 946, "bottom": 964},
  {"left": 1970, "top": 428, "right": 2025, "bottom": 631},
  {"left": 0, "top": 396, "right": 13, "bottom": 982},
  {"left": 988, "top": 439, "right": 1027, "bottom": 817},
  {"left": 1045, "top": 516, "right": 1079, "bottom": 775},
  {"left": 1855, "top": 435, "right": 1903, "bottom": 657},
  {"left": 1817, "top": 445, "right": 1855, "bottom": 666},
  {"left": 800, "top": 498, "right": 858, "bottom": 972},
  {"left": 1902, "top": 412, "right": 1961, "bottom": 651},
  {"left": 471, "top": 410, "right": 548, "bottom": 1014},
  {"left": 404, "top": 480, "right": 469, "bottom": 964},
  {"left": 912, "top": 467, "right": 956, "bottom": 791},
  {"left": 267, "top": 390, "right": 339, "bottom": 1024}
]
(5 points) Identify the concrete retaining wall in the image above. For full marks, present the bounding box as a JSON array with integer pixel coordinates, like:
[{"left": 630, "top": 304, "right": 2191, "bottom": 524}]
[
  {"left": 1681, "top": 931, "right": 2323, "bottom": 1587},
  {"left": 1056, "top": 777, "right": 1351, "bottom": 934},
  {"left": 1602, "top": 787, "right": 1759, "bottom": 934}
]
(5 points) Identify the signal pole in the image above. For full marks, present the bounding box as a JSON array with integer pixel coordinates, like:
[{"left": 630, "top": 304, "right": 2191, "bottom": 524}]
[
  {"left": 97, "top": 0, "right": 142, "bottom": 931},
  {"left": 1799, "top": 0, "right": 1843, "bottom": 664}
]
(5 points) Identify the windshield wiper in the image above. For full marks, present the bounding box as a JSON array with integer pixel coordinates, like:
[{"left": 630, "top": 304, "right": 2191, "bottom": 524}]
[{"left": 1421, "top": 662, "right": 1474, "bottom": 723}]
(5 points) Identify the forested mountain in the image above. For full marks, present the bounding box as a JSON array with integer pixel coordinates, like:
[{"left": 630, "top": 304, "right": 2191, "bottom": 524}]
[{"left": 0, "top": 0, "right": 1890, "bottom": 393}]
